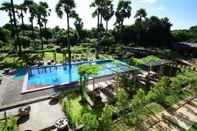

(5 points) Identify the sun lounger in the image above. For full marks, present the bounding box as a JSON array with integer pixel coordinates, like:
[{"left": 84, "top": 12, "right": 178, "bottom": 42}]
[
  {"left": 85, "top": 94, "right": 94, "bottom": 107},
  {"left": 100, "top": 88, "right": 115, "bottom": 100}
]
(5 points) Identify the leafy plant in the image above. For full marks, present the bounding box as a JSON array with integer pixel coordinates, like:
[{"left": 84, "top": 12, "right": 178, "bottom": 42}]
[
  {"left": 98, "top": 104, "right": 114, "bottom": 131},
  {"left": 115, "top": 88, "right": 128, "bottom": 112},
  {"left": 130, "top": 55, "right": 161, "bottom": 66},
  {"left": 63, "top": 97, "right": 85, "bottom": 128},
  {"left": 0, "top": 117, "right": 17, "bottom": 131},
  {"left": 80, "top": 113, "right": 98, "bottom": 131},
  {"left": 78, "top": 64, "right": 100, "bottom": 102}
]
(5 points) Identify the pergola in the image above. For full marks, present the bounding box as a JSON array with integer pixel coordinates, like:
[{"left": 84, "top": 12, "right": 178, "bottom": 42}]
[{"left": 142, "top": 59, "right": 174, "bottom": 75}]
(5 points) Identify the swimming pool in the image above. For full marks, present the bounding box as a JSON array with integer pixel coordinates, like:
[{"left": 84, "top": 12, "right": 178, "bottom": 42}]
[{"left": 22, "top": 60, "right": 131, "bottom": 92}]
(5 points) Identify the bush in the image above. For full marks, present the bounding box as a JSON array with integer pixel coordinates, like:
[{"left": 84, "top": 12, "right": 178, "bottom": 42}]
[
  {"left": 0, "top": 117, "right": 17, "bottom": 131},
  {"left": 98, "top": 104, "right": 114, "bottom": 131},
  {"left": 115, "top": 88, "right": 128, "bottom": 112},
  {"left": 130, "top": 55, "right": 161, "bottom": 66},
  {"left": 63, "top": 97, "right": 85, "bottom": 128},
  {"left": 47, "top": 44, "right": 55, "bottom": 49},
  {"left": 80, "top": 113, "right": 98, "bottom": 131}
]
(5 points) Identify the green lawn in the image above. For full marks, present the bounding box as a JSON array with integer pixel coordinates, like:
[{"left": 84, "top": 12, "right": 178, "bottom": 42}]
[
  {"left": 0, "top": 52, "right": 96, "bottom": 69},
  {"left": 43, "top": 52, "right": 64, "bottom": 63}
]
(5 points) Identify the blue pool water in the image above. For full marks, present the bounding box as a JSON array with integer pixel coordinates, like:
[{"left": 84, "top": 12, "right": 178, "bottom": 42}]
[{"left": 27, "top": 60, "right": 130, "bottom": 87}]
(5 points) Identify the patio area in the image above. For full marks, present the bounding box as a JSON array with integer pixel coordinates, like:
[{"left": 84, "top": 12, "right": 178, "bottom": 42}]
[
  {"left": 18, "top": 99, "right": 65, "bottom": 131},
  {"left": 0, "top": 76, "right": 60, "bottom": 111}
]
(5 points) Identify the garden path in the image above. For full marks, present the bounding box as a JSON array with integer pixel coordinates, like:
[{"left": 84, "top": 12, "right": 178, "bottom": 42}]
[{"left": 148, "top": 97, "right": 197, "bottom": 131}]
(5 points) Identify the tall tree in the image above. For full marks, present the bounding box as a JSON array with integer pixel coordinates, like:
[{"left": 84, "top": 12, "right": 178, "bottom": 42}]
[
  {"left": 74, "top": 16, "right": 84, "bottom": 41},
  {"left": 16, "top": 2, "right": 27, "bottom": 35},
  {"left": 115, "top": 0, "right": 132, "bottom": 29},
  {"left": 101, "top": 0, "right": 114, "bottom": 32},
  {"left": 24, "top": 0, "right": 35, "bottom": 41},
  {"left": 56, "top": 0, "right": 77, "bottom": 65},
  {"left": 40, "top": 2, "right": 51, "bottom": 43},
  {"left": 34, "top": 2, "right": 50, "bottom": 49},
  {"left": 134, "top": 8, "right": 147, "bottom": 22},
  {"left": 90, "top": 0, "right": 105, "bottom": 58},
  {"left": 10, "top": 0, "right": 20, "bottom": 52},
  {"left": 0, "top": 2, "right": 14, "bottom": 35},
  {"left": 134, "top": 8, "right": 147, "bottom": 44}
]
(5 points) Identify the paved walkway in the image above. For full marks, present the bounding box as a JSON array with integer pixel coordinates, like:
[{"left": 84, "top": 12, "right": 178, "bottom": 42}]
[
  {"left": 148, "top": 97, "right": 197, "bottom": 131},
  {"left": 18, "top": 100, "right": 65, "bottom": 131},
  {"left": 0, "top": 76, "right": 60, "bottom": 110}
]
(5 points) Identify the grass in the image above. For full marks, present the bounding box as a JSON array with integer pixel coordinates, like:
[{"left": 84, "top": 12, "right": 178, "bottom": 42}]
[
  {"left": 43, "top": 52, "right": 64, "bottom": 63},
  {"left": 0, "top": 55, "right": 23, "bottom": 69},
  {"left": 0, "top": 51, "right": 96, "bottom": 70},
  {"left": 189, "top": 123, "right": 197, "bottom": 131}
]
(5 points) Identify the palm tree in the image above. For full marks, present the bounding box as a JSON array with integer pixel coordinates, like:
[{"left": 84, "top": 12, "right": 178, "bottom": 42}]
[
  {"left": 74, "top": 16, "right": 83, "bottom": 41},
  {"left": 16, "top": 3, "right": 27, "bottom": 35},
  {"left": 56, "top": 0, "right": 77, "bottom": 65},
  {"left": 34, "top": 3, "right": 43, "bottom": 49},
  {"left": 1, "top": 1, "right": 20, "bottom": 51},
  {"left": 39, "top": 2, "right": 51, "bottom": 44},
  {"left": 115, "top": 0, "right": 132, "bottom": 29},
  {"left": 10, "top": 0, "right": 20, "bottom": 52},
  {"left": 134, "top": 8, "right": 147, "bottom": 22},
  {"left": 134, "top": 9, "right": 147, "bottom": 44},
  {"left": 34, "top": 2, "right": 50, "bottom": 50},
  {"left": 101, "top": 0, "right": 114, "bottom": 32},
  {"left": 0, "top": 2, "right": 14, "bottom": 35},
  {"left": 24, "top": 0, "right": 36, "bottom": 41},
  {"left": 90, "top": 0, "right": 105, "bottom": 58}
]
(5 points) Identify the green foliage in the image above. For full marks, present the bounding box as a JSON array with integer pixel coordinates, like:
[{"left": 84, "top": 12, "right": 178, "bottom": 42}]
[
  {"left": 78, "top": 64, "right": 100, "bottom": 77},
  {"left": 78, "top": 64, "right": 100, "bottom": 102},
  {"left": 71, "top": 46, "right": 90, "bottom": 54},
  {"left": 130, "top": 55, "right": 161, "bottom": 65},
  {"left": 0, "top": 75, "right": 2, "bottom": 83},
  {"left": 115, "top": 88, "right": 128, "bottom": 112},
  {"left": 172, "top": 30, "right": 193, "bottom": 42},
  {"left": 115, "top": 0, "right": 131, "bottom": 26},
  {"left": 172, "top": 25, "right": 197, "bottom": 42},
  {"left": 0, "top": 27, "right": 11, "bottom": 44},
  {"left": 99, "top": 33, "right": 115, "bottom": 51},
  {"left": 189, "top": 123, "right": 197, "bottom": 131},
  {"left": 134, "top": 8, "right": 147, "bottom": 21},
  {"left": 146, "top": 76, "right": 176, "bottom": 105},
  {"left": 80, "top": 113, "right": 98, "bottom": 131},
  {"left": 0, "top": 117, "right": 17, "bottom": 131},
  {"left": 98, "top": 104, "right": 114, "bottom": 131},
  {"left": 171, "top": 70, "right": 197, "bottom": 92},
  {"left": 63, "top": 97, "right": 86, "bottom": 128},
  {"left": 126, "top": 89, "right": 147, "bottom": 125},
  {"left": 130, "top": 89, "right": 146, "bottom": 109}
]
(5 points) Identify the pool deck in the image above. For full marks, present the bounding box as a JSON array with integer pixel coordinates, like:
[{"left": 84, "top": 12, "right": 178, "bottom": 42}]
[
  {"left": 0, "top": 76, "right": 61, "bottom": 111},
  {"left": 0, "top": 73, "right": 116, "bottom": 112}
]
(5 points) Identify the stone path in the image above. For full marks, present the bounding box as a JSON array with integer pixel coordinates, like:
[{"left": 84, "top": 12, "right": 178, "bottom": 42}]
[{"left": 148, "top": 97, "right": 197, "bottom": 131}]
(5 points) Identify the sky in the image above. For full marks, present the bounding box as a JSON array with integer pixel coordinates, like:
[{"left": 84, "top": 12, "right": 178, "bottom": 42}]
[{"left": 0, "top": 0, "right": 197, "bottom": 30}]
